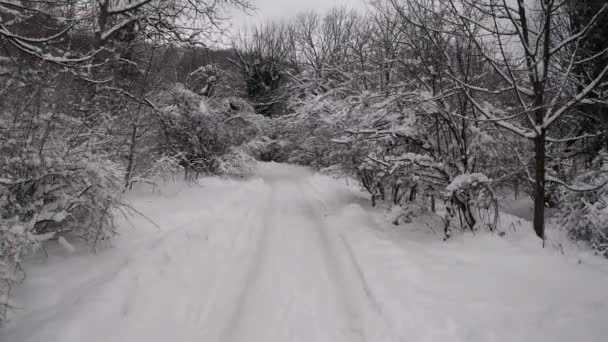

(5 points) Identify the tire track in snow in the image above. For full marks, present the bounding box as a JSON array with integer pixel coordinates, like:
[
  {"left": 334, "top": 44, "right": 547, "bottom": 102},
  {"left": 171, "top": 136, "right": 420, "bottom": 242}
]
[
  {"left": 296, "top": 182, "right": 367, "bottom": 342},
  {"left": 194, "top": 203, "right": 259, "bottom": 334},
  {"left": 299, "top": 180, "right": 399, "bottom": 342},
  {"left": 175, "top": 179, "right": 277, "bottom": 341},
  {"left": 218, "top": 186, "right": 277, "bottom": 342},
  {"left": 221, "top": 179, "right": 367, "bottom": 342}
]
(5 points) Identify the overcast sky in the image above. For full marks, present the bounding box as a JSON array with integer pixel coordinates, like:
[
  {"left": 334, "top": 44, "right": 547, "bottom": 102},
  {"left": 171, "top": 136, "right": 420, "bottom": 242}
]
[{"left": 228, "top": 0, "right": 369, "bottom": 30}]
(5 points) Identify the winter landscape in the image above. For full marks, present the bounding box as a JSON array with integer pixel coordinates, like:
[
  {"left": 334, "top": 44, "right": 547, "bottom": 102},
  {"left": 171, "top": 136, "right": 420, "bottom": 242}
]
[{"left": 1, "top": 0, "right": 607, "bottom": 341}]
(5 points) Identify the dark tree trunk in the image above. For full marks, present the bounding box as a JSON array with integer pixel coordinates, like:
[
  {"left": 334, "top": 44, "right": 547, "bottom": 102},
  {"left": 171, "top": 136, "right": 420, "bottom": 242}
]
[
  {"left": 392, "top": 184, "right": 401, "bottom": 205},
  {"left": 456, "top": 199, "right": 476, "bottom": 229},
  {"left": 533, "top": 132, "right": 546, "bottom": 240},
  {"left": 124, "top": 123, "right": 138, "bottom": 188},
  {"left": 378, "top": 182, "right": 385, "bottom": 202},
  {"left": 408, "top": 184, "right": 417, "bottom": 201}
]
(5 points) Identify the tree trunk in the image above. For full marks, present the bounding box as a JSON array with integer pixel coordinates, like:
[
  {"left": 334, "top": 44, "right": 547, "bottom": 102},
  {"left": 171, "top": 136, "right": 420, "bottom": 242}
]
[
  {"left": 378, "top": 182, "right": 385, "bottom": 202},
  {"left": 533, "top": 132, "right": 546, "bottom": 240},
  {"left": 124, "top": 123, "right": 138, "bottom": 188},
  {"left": 455, "top": 198, "right": 476, "bottom": 229},
  {"left": 392, "top": 184, "right": 401, "bottom": 205},
  {"left": 408, "top": 184, "right": 417, "bottom": 202}
]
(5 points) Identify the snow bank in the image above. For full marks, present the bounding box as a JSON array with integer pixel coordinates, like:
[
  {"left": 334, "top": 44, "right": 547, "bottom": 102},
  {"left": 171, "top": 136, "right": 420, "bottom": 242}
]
[
  {"left": 316, "top": 183, "right": 608, "bottom": 342},
  {"left": 303, "top": 171, "right": 608, "bottom": 342}
]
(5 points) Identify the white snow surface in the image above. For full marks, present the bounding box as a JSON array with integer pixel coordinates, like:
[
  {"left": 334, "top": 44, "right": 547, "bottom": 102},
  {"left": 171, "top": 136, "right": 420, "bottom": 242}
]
[{"left": 2, "top": 162, "right": 608, "bottom": 342}]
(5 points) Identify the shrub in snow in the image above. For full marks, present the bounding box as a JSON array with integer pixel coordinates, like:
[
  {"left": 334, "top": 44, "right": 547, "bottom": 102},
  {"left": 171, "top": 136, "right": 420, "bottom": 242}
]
[
  {"left": 215, "top": 147, "right": 258, "bottom": 177},
  {"left": 259, "top": 140, "right": 290, "bottom": 162},
  {"left": 318, "top": 165, "right": 348, "bottom": 179},
  {"left": 444, "top": 173, "right": 498, "bottom": 234},
  {"left": 445, "top": 173, "right": 491, "bottom": 194},
  {"left": 0, "top": 138, "right": 122, "bottom": 322},
  {"left": 235, "top": 136, "right": 279, "bottom": 159},
  {"left": 356, "top": 164, "right": 389, "bottom": 207},
  {"left": 0, "top": 142, "right": 122, "bottom": 243},
  {"left": 558, "top": 153, "right": 608, "bottom": 257},
  {"left": 281, "top": 66, "right": 509, "bottom": 233},
  {"left": 0, "top": 220, "right": 30, "bottom": 321},
  {"left": 156, "top": 84, "right": 232, "bottom": 173},
  {"left": 155, "top": 84, "right": 271, "bottom": 175},
  {"left": 391, "top": 202, "right": 430, "bottom": 225}
]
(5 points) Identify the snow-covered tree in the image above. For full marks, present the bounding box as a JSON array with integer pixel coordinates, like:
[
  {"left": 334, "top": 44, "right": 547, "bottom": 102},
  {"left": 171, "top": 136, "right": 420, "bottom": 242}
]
[
  {"left": 0, "top": 0, "right": 254, "bottom": 323},
  {"left": 386, "top": 0, "right": 608, "bottom": 240},
  {"left": 558, "top": 153, "right": 608, "bottom": 256}
]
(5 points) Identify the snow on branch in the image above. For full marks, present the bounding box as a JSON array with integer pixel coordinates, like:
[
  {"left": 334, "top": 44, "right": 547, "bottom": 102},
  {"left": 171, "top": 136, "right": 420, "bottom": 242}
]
[
  {"left": 446, "top": 172, "right": 492, "bottom": 194},
  {"left": 548, "top": 3, "right": 608, "bottom": 56},
  {"left": 547, "top": 174, "right": 608, "bottom": 193},
  {"left": 544, "top": 61, "right": 608, "bottom": 129},
  {"left": 107, "top": 0, "right": 153, "bottom": 15}
]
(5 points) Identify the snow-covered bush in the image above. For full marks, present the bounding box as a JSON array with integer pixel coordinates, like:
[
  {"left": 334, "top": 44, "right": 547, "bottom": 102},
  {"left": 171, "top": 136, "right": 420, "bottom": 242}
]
[
  {"left": 0, "top": 140, "right": 122, "bottom": 239},
  {"left": 445, "top": 173, "right": 498, "bottom": 232},
  {"left": 157, "top": 85, "right": 251, "bottom": 172},
  {"left": 215, "top": 135, "right": 288, "bottom": 177},
  {"left": 155, "top": 84, "right": 231, "bottom": 172},
  {"left": 0, "top": 134, "right": 122, "bottom": 321},
  {"left": 155, "top": 84, "right": 275, "bottom": 176},
  {"left": 558, "top": 153, "right": 608, "bottom": 257},
  {"left": 258, "top": 140, "right": 290, "bottom": 162},
  {"left": 0, "top": 219, "right": 31, "bottom": 321},
  {"left": 215, "top": 147, "right": 258, "bottom": 177},
  {"left": 158, "top": 84, "right": 269, "bottom": 173}
]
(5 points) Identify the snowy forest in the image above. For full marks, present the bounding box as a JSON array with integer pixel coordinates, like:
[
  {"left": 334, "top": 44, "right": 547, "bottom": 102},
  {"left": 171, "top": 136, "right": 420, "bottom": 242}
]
[{"left": 1, "top": 0, "right": 608, "bottom": 338}]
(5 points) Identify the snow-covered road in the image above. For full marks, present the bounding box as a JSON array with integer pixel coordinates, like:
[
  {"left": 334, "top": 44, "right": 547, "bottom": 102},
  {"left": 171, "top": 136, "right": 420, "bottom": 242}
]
[
  {"left": 2, "top": 163, "right": 608, "bottom": 342},
  {"left": 2, "top": 164, "right": 393, "bottom": 342},
  {"left": 220, "top": 181, "right": 369, "bottom": 342}
]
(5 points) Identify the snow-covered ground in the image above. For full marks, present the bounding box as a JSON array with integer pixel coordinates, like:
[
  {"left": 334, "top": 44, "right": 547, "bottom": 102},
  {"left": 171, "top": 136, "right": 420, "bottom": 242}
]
[{"left": 2, "top": 163, "right": 608, "bottom": 342}]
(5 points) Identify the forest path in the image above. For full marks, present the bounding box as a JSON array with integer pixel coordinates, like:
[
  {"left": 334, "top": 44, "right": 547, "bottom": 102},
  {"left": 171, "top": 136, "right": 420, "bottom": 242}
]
[
  {"left": 2, "top": 163, "right": 394, "bottom": 342},
  {"left": 4, "top": 163, "right": 608, "bottom": 342}
]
